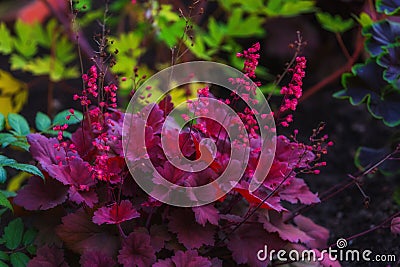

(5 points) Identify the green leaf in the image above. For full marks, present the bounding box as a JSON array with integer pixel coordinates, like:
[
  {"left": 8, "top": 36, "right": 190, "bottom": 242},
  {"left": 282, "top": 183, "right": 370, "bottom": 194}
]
[
  {"left": 22, "top": 229, "right": 36, "bottom": 246},
  {"left": 10, "top": 252, "right": 29, "bottom": 267},
  {"left": 26, "top": 245, "right": 36, "bottom": 255},
  {"left": 10, "top": 54, "right": 27, "bottom": 70},
  {"left": 0, "top": 167, "right": 6, "bottom": 183},
  {"left": 0, "top": 23, "right": 13, "bottom": 54},
  {"left": 3, "top": 218, "right": 24, "bottom": 250},
  {"left": 353, "top": 12, "right": 373, "bottom": 28},
  {"left": 0, "top": 133, "right": 17, "bottom": 148},
  {"left": 74, "top": 0, "right": 92, "bottom": 12},
  {"left": 0, "top": 191, "right": 12, "bottom": 211},
  {"left": 0, "top": 251, "right": 8, "bottom": 261},
  {"left": 0, "top": 261, "right": 8, "bottom": 267},
  {"left": 260, "top": 83, "right": 281, "bottom": 96},
  {"left": 9, "top": 139, "right": 29, "bottom": 151},
  {"left": 0, "top": 156, "right": 16, "bottom": 166},
  {"left": 9, "top": 164, "right": 44, "bottom": 180},
  {"left": 394, "top": 187, "right": 400, "bottom": 206},
  {"left": 35, "top": 112, "right": 51, "bottom": 131},
  {"left": 0, "top": 190, "right": 16, "bottom": 198},
  {"left": 13, "top": 20, "right": 38, "bottom": 58},
  {"left": 264, "top": 0, "right": 315, "bottom": 17},
  {"left": 7, "top": 113, "right": 30, "bottom": 136},
  {"left": 0, "top": 113, "right": 4, "bottom": 132},
  {"left": 226, "top": 9, "right": 264, "bottom": 37},
  {"left": 53, "top": 109, "right": 83, "bottom": 125},
  {"left": 316, "top": 12, "right": 354, "bottom": 33}
]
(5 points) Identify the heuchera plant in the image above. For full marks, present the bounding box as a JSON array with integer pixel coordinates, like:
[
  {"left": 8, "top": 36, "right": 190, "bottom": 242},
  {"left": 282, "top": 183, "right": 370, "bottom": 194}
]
[{"left": 12, "top": 43, "right": 336, "bottom": 267}]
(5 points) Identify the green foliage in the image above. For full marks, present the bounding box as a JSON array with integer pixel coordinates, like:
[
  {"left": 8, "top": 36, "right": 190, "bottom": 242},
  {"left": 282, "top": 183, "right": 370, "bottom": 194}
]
[
  {"left": 35, "top": 112, "right": 51, "bottom": 132},
  {"left": 219, "top": 0, "right": 315, "bottom": 17},
  {"left": 353, "top": 12, "right": 374, "bottom": 28},
  {"left": 0, "top": 155, "right": 44, "bottom": 181},
  {"left": 394, "top": 187, "right": 400, "bottom": 206},
  {"left": 8, "top": 114, "right": 30, "bottom": 137},
  {"left": 2, "top": 218, "right": 23, "bottom": 250},
  {"left": 10, "top": 252, "right": 29, "bottom": 267},
  {"left": 0, "top": 20, "right": 79, "bottom": 82},
  {"left": 316, "top": 12, "right": 354, "bottom": 33},
  {"left": 264, "top": 0, "right": 315, "bottom": 17},
  {"left": 0, "top": 219, "right": 37, "bottom": 266},
  {"left": 0, "top": 191, "right": 12, "bottom": 212},
  {"left": 74, "top": 0, "right": 92, "bottom": 12}
]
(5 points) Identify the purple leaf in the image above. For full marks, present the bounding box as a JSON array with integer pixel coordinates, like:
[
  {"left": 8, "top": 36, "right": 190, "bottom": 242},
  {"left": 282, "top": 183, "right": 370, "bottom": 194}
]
[
  {"left": 117, "top": 231, "right": 156, "bottom": 267},
  {"left": 27, "top": 245, "right": 69, "bottom": 267},
  {"left": 391, "top": 217, "right": 400, "bottom": 235},
  {"left": 92, "top": 200, "right": 140, "bottom": 225},
  {"left": 56, "top": 208, "right": 119, "bottom": 256},
  {"left": 80, "top": 251, "right": 117, "bottom": 267},
  {"left": 227, "top": 223, "right": 285, "bottom": 267},
  {"left": 14, "top": 176, "right": 68, "bottom": 210},
  {"left": 150, "top": 225, "right": 171, "bottom": 252},
  {"left": 192, "top": 205, "right": 219, "bottom": 226},
  {"left": 27, "top": 134, "right": 66, "bottom": 171},
  {"left": 68, "top": 187, "right": 98, "bottom": 208},
  {"left": 293, "top": 215, "right": 329, "bottom": 249},
  {"left": 47, "top": 157, "right": 97, "bottom": 207},
  {"left": 279, "top": 178, "right": 320, "bottom": 205},
  {"left": 168, "top": 209, "right": 215, "bottom": 249},
  {"left": 154, "top": 250, "right": 212, "bottom": 267},
  {"left": 48, "top": 157, "right": 94, "bottom": 187},
  {"left": 259, "top": 211, "right": 312, "bottom": 243}
]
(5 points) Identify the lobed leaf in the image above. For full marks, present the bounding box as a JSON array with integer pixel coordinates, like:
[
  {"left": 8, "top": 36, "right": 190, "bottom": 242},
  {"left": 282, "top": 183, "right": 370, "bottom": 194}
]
[{"left": 316, "top": 12, "right": 354, "bottom": 33}]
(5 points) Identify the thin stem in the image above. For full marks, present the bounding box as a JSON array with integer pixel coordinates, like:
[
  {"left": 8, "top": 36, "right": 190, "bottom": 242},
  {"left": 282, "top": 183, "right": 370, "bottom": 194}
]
[
  {"left": 335, "top": 32, "right": 351, "bottom": 60},
  {"left": 300, "top": 28, "right": 363, "bottom": 102},
  {"left": 330, "top": 211, "right": 400, "bottom": 247}
]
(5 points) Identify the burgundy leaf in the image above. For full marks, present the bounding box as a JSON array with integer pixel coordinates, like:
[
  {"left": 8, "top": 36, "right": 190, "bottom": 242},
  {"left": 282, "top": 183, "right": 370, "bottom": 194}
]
[
  {"left": 27, "top": 134, "right": 66, "bottom": 171},
  {"left": 28, "top": 245, "right": 69, "bottom": 267},
  {"left": 158, "top": 94, "right": 174, "bottom": 117},
  {"left": 279, "top": 178, "right": 320, "bottom": 205},
  {"left": 293, "top": 215, "right": 329, "bottom": 249},
  {"left": 117, "top": 231, "right": 156, "bottom": 267},
  {"left": 259, "top": 211, "right": 312, "bottom": 243},
  {"left": 154, "top": 250, "right": 212, "bottom": 267},
  {"left": 391, "top": 217, "right": 400, "bottom": 235},
  {"left": 47, "top": 157, "right": 94, "bottom": 187},
  {"left": 168, "top": 209, "right": 215, "bottom": 249},
  {"left": 92, "top": 200, "right": 140, "bottom": 225},
  {"left": 56, "top": 208, "right": 119, "bottom": 256},
  {"left": 192, "top": 205, "right": 219, "bottom": 226},
  {"left": 68, "top": 187, "right": 98, "bottom": 208},
  {"left": 275, "top": 135, "right": 315, "bottom": 168},
  {"left": 71, "top": 128, "right": 95, "bottom": 160},
  {"left": 47, "top": 157, "right": 97, "bottom": 207},
  {"left": 227, "top": 223, "right": 285, "bottom": 267},
  {"left": 14, "top": 176, "right": 68, "bottom": 210},
  {"left": 150, "top": 225, "right": 171, "bottom": 252},
  {"left": 80, "top": 250, "right": 117, "bottom": 267}
]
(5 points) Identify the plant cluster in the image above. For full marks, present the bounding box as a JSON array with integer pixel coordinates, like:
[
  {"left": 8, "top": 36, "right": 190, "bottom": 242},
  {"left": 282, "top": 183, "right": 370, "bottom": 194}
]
[{"left": 0, "top": 42, "right": 336, "bottom": 267}]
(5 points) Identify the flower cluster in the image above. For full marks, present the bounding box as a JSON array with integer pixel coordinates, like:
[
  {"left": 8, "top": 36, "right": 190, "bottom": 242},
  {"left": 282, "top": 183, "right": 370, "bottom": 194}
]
[{"left": 278, "top": 56, "right": 306, "bottom": 127}]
